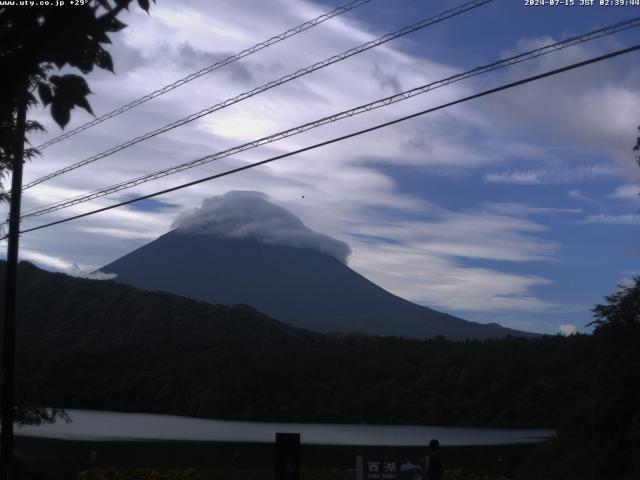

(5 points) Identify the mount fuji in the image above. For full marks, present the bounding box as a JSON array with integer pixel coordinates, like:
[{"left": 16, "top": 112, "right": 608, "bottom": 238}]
[{"left": 101, "top": 192, "right": 534, "bottom": 340}]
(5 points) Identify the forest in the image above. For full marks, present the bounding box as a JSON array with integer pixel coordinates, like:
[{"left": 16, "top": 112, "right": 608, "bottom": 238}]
[{"left": 1, "top": 261, "right": 639, "bottom": 479}]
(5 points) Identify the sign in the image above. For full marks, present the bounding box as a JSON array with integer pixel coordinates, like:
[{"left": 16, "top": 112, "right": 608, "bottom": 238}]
[{"left": 356, "top": 456, "right": 424, "bottom": 480}]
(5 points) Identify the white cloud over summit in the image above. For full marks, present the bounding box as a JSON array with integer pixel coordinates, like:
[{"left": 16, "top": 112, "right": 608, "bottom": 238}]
[{"left": 172, "top": 191, "right": 351, "bottom": 263}]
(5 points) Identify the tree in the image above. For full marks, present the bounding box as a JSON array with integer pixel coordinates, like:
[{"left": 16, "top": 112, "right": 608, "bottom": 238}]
[
  {"left": 569, "top": 278, "right": 640, "bottom": 479},
  {"left": 0, "top": 0, "right": 155, "bottom": 194},
  {"left": 1, "top": 2, "right": 155, "bottom": 477},
  {"left": 589, "top": 276, "right": 640, "bottom": 331}
]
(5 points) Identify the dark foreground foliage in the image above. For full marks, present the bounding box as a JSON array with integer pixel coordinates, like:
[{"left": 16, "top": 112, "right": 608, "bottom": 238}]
[
  {"left": 1, "top": 0, "right": 155, "bottom": 199},
  {"left": 518, "top": 278, "right": 640, "bottom": 480}
]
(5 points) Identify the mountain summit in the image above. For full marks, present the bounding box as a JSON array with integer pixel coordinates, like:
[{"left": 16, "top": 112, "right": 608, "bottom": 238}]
[{"left": 102, "top": 192, "right": 533, "bottom": 340}]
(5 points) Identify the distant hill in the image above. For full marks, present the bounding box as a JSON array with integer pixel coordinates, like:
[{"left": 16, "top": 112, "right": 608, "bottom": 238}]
[
  {"left": 0, "top": 261, "right": 316, "bottom": 352},
  {"left": 102, "top": 232, "right": 534, "bottom": 340}
]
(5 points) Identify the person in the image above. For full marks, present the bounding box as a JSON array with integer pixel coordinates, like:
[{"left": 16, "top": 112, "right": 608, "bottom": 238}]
[{"left": 425, "top": 438, "right": 445, "bottom": 480}]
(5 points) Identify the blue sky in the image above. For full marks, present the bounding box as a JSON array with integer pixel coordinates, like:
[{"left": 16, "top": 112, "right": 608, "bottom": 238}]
[{"left": 3, "top": 0, "right": 639, "bottom": 335}]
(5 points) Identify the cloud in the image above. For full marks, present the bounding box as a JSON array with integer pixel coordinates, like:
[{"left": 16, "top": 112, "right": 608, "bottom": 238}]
[
  {"left": 485, "top": 165, "right": 621, "bottom": 185},
  {"left": 348, "top": 237, "right": 576, "bottom": 314},
  {"left": 371, "top": 62, "right": 402, "bottom": 94},
  {"left": 484, "top": 203, "right": 582, "bottom": 216},
  {"left": 168, "top": 42, "right": 255, "bottom": 85},
  {"left": 67, "top": 264, "right": 118, "bottom": 281},
  {"left": 559, "top": 324, "right": 577, "bottom": 336},
  {"left": 341, "top": 203, "right": 582, "bottom": 314},
  {"left": 345, "top": 206, "right": 558, "bottom": 263},
  {"left": 568, "top": 189, "right": 603, "bottom": 209},
  {"left": 485, "top": 170, "right": 542, "bottom": 185},
  {"left": 610, "top": 184, "right": 640, "bottom": 200},
  {"left": 17, "top": 250, "right": 117, "bottom": 280},
  {"left": 486, "top": 35, "right": 640, "bottom": 177},
  {"left": 76, "top": 227, "right": 159, "bottom": 240},
  {"left": 584, "top": 213, "right": 640, "bottom": 225},
  {"left": 19, "top": 250, "right": 73, "bottom": 272},
  {"left": 171, "top": 191, "right": 351, "bottom": 263}
]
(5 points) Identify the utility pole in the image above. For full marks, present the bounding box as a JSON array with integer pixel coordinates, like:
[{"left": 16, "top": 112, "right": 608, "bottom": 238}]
[{"left": 1, "top": 92, "right": 28, "bottom": 480}]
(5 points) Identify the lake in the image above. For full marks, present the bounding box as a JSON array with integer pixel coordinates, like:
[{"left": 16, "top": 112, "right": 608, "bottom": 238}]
[{"left": 16, "top": 409, "right": 554, "bottom": 446}]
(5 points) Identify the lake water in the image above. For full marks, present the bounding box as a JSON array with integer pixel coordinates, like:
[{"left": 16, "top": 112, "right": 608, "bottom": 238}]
[{"left": 16, "top": 409, "right": 554, "bottom": 446}]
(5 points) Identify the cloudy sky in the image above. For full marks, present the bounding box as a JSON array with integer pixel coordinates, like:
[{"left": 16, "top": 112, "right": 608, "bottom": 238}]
[{"left": 4, "top": 0, "right": 640, "bottom": 335}]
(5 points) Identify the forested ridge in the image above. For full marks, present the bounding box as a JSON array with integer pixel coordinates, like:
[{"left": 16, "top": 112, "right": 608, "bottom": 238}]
[
  {"left": 2, "top": 261, "right": 639, "bottom": 478},
  {"left": 19, "top": 335, "right": 590, "bottom": 427}
]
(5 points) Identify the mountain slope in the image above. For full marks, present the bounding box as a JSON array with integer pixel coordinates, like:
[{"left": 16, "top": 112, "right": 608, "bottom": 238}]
[
  {"left": 102, "top": 231, "right": 533, "bottom": 340},
  {"left": 0, "top": 261, "right": 316, "bottom": 352}
]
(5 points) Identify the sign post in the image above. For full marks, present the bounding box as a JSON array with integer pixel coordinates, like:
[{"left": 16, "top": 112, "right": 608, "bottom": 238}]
[{"left": 275, "top": 432, "right": 300, "bottom": 480}]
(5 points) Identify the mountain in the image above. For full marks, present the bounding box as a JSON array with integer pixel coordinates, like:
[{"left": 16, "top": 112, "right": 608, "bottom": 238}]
[
  {"left": 1, "top": 260, "right": 316, "bottom": 352},
  {"left": 100, "top": 193, "right": 533, "bottom": 340}
]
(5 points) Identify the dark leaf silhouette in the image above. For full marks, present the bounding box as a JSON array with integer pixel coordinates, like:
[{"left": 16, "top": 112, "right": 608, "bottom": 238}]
[
  {"left": 47, "top": 74, "right": 94, "bottom": 126},
  {"left": 50, "top": 101, "right": 71, "bottom": 129},
  {"left": 1, "top": 0, "right": 155, "bottom": 208},
  {"left": 1, "top": 0, "right": 157, "bottom": 201},
  {"left": 95, "top": 47, "right": 114, "bottom": 72},
  {"left": 92, "top": 28, "right": 112, "bottom": 44},
  {"left": 137, "top": 0, "right": 150, "bottom": 13},
  {"left": 36, "top": 83, "right": 53, "bottom": 106},
  {"left": 104, "top": 16, "right": 127, "bottom": 32},
  {"left": 74, "top": 96, "right": 95, "bottom": 116},
  {"left": 53, "top": 74, "right": 92, "bottom": 96}
]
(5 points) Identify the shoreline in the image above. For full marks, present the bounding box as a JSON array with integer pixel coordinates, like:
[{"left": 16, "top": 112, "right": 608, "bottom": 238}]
[{"left": 15, "top": 409, "right": 555, "bottom": 446}]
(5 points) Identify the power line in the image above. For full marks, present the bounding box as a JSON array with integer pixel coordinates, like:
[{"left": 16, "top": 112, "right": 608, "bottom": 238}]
[
  {"left": 20, "top": 16, "right": 638, "bottom": 217},
  {"left": 19, "top": 16, "right": 640, "bottom": 219},
  {"left": 33, "top": 0, "right": 374, "bottom": 151},
  {"left": 23, "top": 0, "right": 493, "bottom": 191},
  {"left": 13, "top": 43, "right": 640, "bottom": 238}
]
